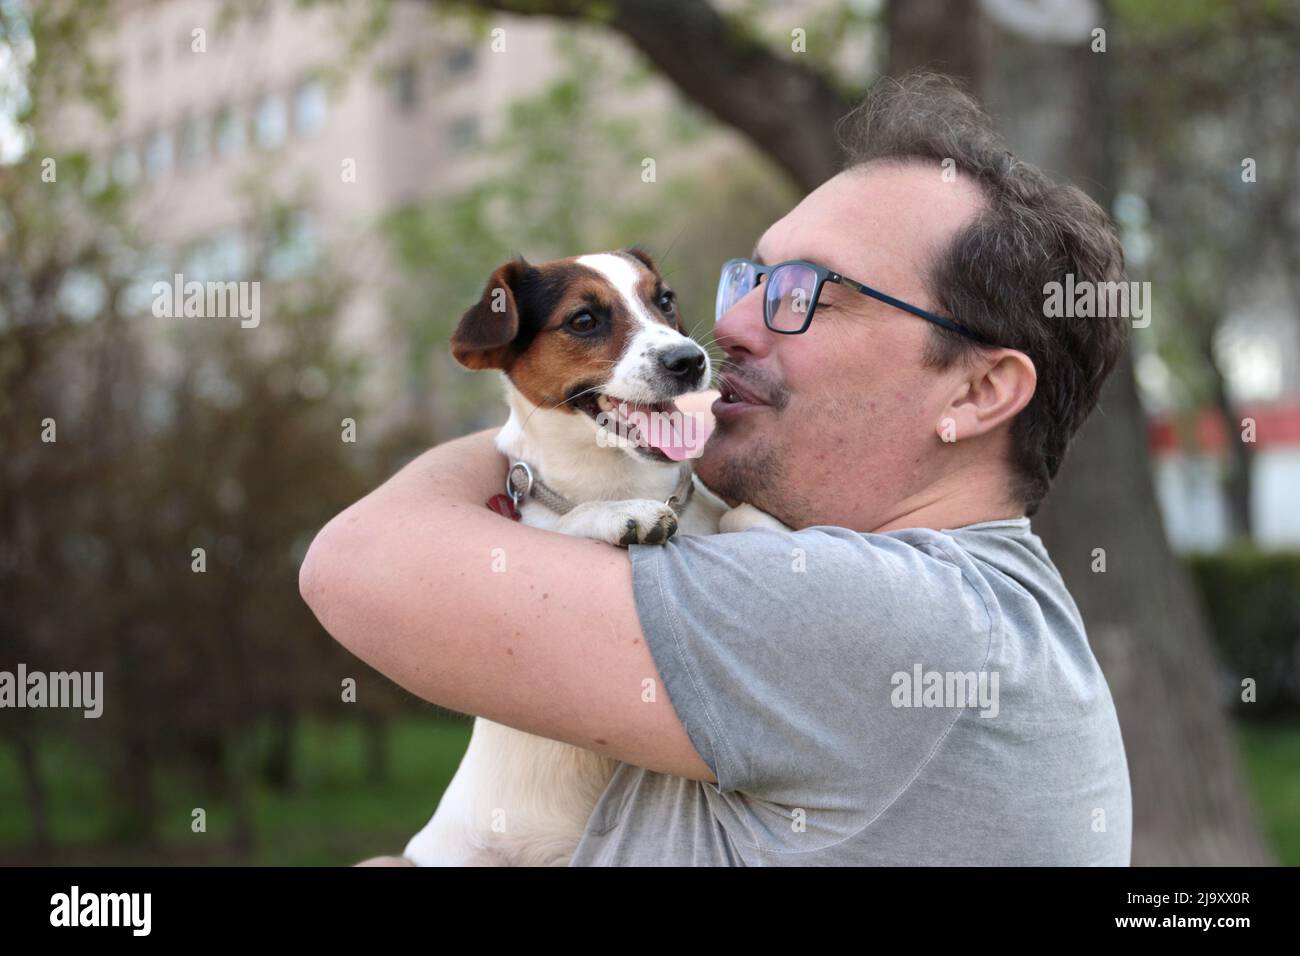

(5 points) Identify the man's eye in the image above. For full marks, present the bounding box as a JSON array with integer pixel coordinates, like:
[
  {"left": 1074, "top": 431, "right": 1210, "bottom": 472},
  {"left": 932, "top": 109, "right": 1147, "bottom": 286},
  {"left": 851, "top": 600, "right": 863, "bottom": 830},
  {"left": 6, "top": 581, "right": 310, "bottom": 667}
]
[
  {"left": 657, "top": 291, "right": 676, "bottom": 314},
  {"left": 566, "top": 311, "right": 599, "bottom": 334}
]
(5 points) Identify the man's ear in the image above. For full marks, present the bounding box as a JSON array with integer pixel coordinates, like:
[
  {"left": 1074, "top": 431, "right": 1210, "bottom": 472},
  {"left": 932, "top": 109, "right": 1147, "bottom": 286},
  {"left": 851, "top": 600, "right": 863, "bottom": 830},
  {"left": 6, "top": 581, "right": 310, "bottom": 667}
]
[
  {"left": 451, "top": 259, "right": 530, "bottom": 370},
  {"left": 935, "top": 349, "right": 1037, "bottom": 444}
]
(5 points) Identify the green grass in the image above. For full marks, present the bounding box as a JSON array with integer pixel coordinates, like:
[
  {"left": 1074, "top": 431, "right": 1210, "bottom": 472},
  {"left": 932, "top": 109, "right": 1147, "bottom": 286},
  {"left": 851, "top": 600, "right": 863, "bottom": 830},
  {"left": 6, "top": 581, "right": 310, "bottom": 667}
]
[
  {"left": 1235, "top": 721, "right": 1300, "bottom": 865},
  {"left": 0, "top": 715, "right": 474, "bottom": 866},
  {"left": 245, "top": 716, "right": 475, "bottom": 865},
  {"left": 2, "top": 716, "right": 1297, "bottom": 865}
]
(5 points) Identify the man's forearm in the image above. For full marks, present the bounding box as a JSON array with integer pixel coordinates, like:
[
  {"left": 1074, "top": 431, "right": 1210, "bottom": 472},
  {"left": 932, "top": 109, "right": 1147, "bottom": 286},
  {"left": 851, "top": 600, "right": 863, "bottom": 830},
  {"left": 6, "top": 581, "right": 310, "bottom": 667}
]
[{"left": 296, "top": 419, "right": 716, "bottom": 780}]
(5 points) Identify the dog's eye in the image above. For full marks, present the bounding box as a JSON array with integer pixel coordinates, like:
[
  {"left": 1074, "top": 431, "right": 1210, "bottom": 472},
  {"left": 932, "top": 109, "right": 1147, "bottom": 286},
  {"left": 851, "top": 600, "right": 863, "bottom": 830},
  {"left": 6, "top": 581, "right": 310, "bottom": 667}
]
[
  {"left": 657, "top": 291, "right": 676, "bottom": 314},
  {"left": 566, "top": 311, "right": 599, "bottom": 334}
]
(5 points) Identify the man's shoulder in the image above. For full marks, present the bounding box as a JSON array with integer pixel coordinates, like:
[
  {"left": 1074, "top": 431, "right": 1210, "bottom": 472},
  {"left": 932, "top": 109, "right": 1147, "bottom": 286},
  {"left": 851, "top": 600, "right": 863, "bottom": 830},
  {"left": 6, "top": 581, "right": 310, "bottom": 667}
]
[
  {"left": 647, "top": 516, "right": 1074, "bottom": 662},
  {"left": 788, "top": 517, "right": 1091, "bottom": 676},
  {"left": 669, "top": 516, "right": 1052, "bottom": 615}
]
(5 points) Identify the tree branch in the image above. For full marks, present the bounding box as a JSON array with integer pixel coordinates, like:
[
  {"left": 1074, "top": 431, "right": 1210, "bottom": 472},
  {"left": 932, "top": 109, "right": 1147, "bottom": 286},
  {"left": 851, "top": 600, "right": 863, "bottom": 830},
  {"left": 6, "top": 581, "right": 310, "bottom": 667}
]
[{"left": 446, "top": 0, "right": 853, "bottom": 190}]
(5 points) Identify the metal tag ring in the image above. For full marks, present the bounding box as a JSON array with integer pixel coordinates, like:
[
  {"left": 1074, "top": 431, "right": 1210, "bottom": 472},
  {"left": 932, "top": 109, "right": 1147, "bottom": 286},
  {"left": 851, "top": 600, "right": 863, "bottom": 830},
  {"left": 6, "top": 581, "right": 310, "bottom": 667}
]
[{"left": 507, "top": 461, "right": 534, "bottom": 506}]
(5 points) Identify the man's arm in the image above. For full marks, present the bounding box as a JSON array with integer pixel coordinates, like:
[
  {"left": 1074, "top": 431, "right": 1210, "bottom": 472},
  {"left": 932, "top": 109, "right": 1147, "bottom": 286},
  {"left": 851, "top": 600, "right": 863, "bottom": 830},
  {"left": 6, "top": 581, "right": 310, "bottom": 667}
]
[{"left": 298, "top": 426, "right": 716, "bottom": 783}]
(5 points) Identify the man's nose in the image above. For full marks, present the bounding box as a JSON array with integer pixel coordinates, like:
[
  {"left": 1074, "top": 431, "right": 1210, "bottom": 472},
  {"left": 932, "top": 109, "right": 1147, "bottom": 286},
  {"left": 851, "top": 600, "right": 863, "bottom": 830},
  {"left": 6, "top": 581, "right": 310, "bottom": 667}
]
[
  {"left": 713, "top": 286, "right": 771, "bottom": 360},
  {"left": 658, "top": 344, "right": 708, "bottom": 386}
]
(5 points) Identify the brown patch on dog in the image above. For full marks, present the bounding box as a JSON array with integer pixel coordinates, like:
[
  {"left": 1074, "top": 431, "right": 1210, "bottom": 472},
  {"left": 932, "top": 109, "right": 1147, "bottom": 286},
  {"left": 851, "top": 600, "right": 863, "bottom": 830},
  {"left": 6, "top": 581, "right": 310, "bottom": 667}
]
[
  {"left": 507, "top": 265, "right": 634, "bottom": 410},
  {"left": 626, "top": 248, "right": 685, "bottom": 335}
]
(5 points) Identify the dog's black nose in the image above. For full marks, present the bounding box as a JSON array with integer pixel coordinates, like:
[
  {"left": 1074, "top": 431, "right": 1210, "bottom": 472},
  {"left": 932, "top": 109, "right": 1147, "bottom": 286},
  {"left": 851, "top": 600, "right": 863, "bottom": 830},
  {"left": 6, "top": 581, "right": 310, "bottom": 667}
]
[{"left": 659, "top": 345, "right": 707, "bottom": 385}]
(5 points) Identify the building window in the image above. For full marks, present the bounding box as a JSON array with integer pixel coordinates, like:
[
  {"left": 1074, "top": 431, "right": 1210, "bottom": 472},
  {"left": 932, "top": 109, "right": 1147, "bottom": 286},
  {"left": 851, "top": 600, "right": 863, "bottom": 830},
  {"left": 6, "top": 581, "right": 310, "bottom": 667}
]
[
  {"left": 394, "top": 64, "right": 419, "bottom": 111},
  {"left": 208, "top": 230, "right": 248, "bottom": 280},
  {"left": 293, "top": 80, "right": 328, "bottom": 135},
  {"left": 186, "top": 229, "right": 248, "bottom": 282},
  {"left": 179, "top": 116, "right": 209, "bottom": 167},
  {"left": 215, "top": 108, "right": 246, "bottom": 157},
  {"left": 267, "top": 211, "right": 318, "bottom": 279},
  {"left": 143, "top": 129, "right": 173, "bottom": 179},
  {"left": 254, "top": 93, "right": 288, "bottom": 148},
  {"left": 446, "top": 44, "right": 476, "bottom": 77},
  {"left": 111, "top": 144, "right": 140, "bottom": 185},
  {"left": 446, "top": 115, "right": 479, "bottom": 153},
  {"left": 58, "top": 269, "right": 107, "bottom": 323},
  {"left": 119, "top": 252, "right": 168, "bottom": 316}
]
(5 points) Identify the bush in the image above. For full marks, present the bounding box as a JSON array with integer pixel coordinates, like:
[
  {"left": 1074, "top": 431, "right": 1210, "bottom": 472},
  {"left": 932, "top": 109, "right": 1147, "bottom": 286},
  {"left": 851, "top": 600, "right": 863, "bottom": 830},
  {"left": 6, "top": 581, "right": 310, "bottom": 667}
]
[{"left": 1187, "top": 550, "right": 1300, "bottom": 718}]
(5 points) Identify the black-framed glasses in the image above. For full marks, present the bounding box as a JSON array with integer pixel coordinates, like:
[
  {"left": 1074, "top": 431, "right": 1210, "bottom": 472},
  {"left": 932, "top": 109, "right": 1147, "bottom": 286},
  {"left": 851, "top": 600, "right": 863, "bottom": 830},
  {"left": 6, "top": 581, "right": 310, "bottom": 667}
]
[{"left": 715, "top": 257, "right": 992, "bottom": 344}]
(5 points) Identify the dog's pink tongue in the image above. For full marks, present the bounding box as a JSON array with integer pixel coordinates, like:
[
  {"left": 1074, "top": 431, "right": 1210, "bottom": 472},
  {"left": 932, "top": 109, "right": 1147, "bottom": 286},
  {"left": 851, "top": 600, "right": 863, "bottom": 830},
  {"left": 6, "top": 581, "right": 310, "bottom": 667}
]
[{"left": 622, "top": 400, "right": 711, "bottom": 461}]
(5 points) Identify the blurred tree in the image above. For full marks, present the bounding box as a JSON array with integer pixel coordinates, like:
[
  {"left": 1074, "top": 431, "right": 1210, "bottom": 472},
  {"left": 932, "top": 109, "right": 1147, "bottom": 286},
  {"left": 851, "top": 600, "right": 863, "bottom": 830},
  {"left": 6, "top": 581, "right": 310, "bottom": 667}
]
[
  {"left": 1112, "top": 0, "right": 1300, "bottom": 542},
  {"left": 1, "top": 0, "right": 136, "bottom": 853},
  {"left": 1, "top": 2, "right": 400, "bottom": 858}
]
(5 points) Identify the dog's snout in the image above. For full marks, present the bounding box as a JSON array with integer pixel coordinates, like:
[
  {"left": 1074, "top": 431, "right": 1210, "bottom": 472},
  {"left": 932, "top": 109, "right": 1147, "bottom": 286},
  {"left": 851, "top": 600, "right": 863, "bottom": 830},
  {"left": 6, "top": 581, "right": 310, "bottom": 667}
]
[{"left": 659, "top": 345, "right": 707, "bottom": 385}]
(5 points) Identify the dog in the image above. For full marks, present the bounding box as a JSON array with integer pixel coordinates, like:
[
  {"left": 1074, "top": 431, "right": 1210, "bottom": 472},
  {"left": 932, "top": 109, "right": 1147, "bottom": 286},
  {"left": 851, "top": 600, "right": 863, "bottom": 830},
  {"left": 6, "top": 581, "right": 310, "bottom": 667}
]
[{"left": 401, "top": 248, "right": 779, "bottom": 866}]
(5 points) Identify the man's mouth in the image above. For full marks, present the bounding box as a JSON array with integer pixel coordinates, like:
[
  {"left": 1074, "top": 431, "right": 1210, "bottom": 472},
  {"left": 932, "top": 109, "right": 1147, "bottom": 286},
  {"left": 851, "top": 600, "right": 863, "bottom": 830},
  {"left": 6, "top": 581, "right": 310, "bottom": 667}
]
[
  {"left": 571, "top": 388, "right": 704, "bottom": 461},
  {"left": 715, "top": 373, "right": 770, "bottom": 411}
]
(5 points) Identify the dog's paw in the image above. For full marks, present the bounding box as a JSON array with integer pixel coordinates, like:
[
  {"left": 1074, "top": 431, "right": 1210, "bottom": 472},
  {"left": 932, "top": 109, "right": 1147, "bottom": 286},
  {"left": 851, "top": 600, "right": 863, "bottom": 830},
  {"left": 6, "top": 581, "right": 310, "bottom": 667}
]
[
  {"left": 559, "top": 499, "right": 680, "bottom": 546},
  {"left": 718, "top": 502, "right": 791, "bottom": 534}
]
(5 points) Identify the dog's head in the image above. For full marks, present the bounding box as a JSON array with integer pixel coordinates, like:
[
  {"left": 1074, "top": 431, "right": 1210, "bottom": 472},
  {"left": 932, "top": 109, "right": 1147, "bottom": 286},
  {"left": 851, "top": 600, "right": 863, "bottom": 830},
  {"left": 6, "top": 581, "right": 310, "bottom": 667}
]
[{"left": 451, "top": 248, "right": 711, "bottom": 461}]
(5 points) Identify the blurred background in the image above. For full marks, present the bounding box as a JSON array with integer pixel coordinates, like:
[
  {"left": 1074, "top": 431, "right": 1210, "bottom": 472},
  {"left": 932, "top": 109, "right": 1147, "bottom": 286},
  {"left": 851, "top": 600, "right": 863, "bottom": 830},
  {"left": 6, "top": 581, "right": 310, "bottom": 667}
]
[{"left": 0, "top": 0, "right": 1296, "bottom": 866}]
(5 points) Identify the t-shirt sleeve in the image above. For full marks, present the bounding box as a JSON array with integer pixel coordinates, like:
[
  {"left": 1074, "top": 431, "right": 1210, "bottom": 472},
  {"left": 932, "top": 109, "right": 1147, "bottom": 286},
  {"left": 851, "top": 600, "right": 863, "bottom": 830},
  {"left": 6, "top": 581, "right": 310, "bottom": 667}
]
[{"left": 629, "top": 525, "right": 996, "bottom": 812}]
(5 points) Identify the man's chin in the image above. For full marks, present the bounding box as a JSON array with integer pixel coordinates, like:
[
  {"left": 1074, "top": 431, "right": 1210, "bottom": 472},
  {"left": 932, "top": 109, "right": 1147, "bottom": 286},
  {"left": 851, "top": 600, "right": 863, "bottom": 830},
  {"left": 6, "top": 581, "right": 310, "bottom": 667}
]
[
  {"left": 692, "top": 440, "right": 729, "bottom": 500},
  {"left": 695, "top": 430, "right": 763, "bottom": 509}
]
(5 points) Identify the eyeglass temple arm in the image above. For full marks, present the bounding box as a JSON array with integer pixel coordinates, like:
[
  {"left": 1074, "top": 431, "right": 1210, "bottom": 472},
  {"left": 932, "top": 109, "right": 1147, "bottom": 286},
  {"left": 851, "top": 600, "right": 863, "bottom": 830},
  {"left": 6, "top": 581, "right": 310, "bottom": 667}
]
[{"left": 830, "top": 273, "right": 992, "bottom": 345}]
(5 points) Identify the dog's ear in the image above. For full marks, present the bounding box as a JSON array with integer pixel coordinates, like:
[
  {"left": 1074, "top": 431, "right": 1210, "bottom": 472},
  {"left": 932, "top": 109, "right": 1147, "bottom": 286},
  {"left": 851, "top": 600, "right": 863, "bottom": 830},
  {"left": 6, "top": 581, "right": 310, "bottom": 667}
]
[
  {"left": 624, "top": 246, "right": 658, "bottom": 275},
  {"left": 451, "top": 259, "right": 530, "bottom": 370}
]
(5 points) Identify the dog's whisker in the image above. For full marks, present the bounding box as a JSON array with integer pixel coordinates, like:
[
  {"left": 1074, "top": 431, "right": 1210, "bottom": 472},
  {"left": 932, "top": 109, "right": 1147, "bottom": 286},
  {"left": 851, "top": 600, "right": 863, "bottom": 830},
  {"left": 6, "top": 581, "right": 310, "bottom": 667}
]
[
  {"left": 652, "top": 224, "right": 689, "bottom": 271},
  {"left": 516, "top": 381, "right": 607, "bottom": 431}
]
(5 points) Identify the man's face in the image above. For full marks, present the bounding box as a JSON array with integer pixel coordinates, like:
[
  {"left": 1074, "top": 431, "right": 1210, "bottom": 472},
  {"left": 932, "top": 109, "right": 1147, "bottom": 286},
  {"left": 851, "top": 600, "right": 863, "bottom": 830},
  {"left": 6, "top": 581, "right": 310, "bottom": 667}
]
[{"left": 698, "top": 162, "right": 987, "bottom": 530}]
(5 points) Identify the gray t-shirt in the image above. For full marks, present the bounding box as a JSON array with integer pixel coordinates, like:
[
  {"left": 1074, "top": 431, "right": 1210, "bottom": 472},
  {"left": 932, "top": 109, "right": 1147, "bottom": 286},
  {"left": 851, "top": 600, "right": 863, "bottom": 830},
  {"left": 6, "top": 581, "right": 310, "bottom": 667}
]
[{"left": 570, "top": 518, "right": 1132, "bottom": 866}]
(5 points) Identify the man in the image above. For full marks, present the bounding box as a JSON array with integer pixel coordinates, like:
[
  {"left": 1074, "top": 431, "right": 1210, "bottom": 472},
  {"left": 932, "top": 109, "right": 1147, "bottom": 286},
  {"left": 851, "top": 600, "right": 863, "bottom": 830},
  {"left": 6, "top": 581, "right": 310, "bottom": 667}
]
[{"left": 300, "top": 74, "right": 1133, "bottom": 865}]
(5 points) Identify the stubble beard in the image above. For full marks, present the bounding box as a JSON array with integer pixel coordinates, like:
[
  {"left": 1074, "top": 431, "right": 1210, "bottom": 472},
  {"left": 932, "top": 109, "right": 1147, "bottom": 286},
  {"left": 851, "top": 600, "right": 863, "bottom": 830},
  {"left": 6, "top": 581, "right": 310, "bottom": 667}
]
[{"left": 698, "top": 419, "right": 811, "bottom": 526}]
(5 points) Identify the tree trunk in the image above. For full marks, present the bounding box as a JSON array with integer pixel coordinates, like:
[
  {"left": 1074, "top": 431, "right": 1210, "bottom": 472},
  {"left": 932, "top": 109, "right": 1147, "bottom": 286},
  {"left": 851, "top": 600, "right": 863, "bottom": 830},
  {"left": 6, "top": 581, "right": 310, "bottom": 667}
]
[
  {"left": 110, "top": 736, "right": 157, "bottom": 844},
  {"left": 263, "top": 710, "right": 298, "bottom": 793},
  {"left": 362, "top": 711, "right": 391, "bottom": 784},
  {"left": 12, "top": 732, "right": 53, "bottom": 854},
  {"left": 223, "top": 734, "right": 257, "bottom": 855},
  {"left": 886, "top": 0, "right": 986, "bottom": 82},
  {"left": 963, "top": 5, "right": 1273, "bottom": 864},
  {"left": 1204, "top": 353, "right": 1255, "bottom": 541}
]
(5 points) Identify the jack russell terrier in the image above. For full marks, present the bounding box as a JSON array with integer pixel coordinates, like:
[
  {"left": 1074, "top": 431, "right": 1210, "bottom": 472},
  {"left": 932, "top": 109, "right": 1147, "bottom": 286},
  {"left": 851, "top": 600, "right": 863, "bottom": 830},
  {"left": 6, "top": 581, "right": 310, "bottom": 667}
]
[{"left": 402, "top": 247, "right": 783, "bottom": 866}]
